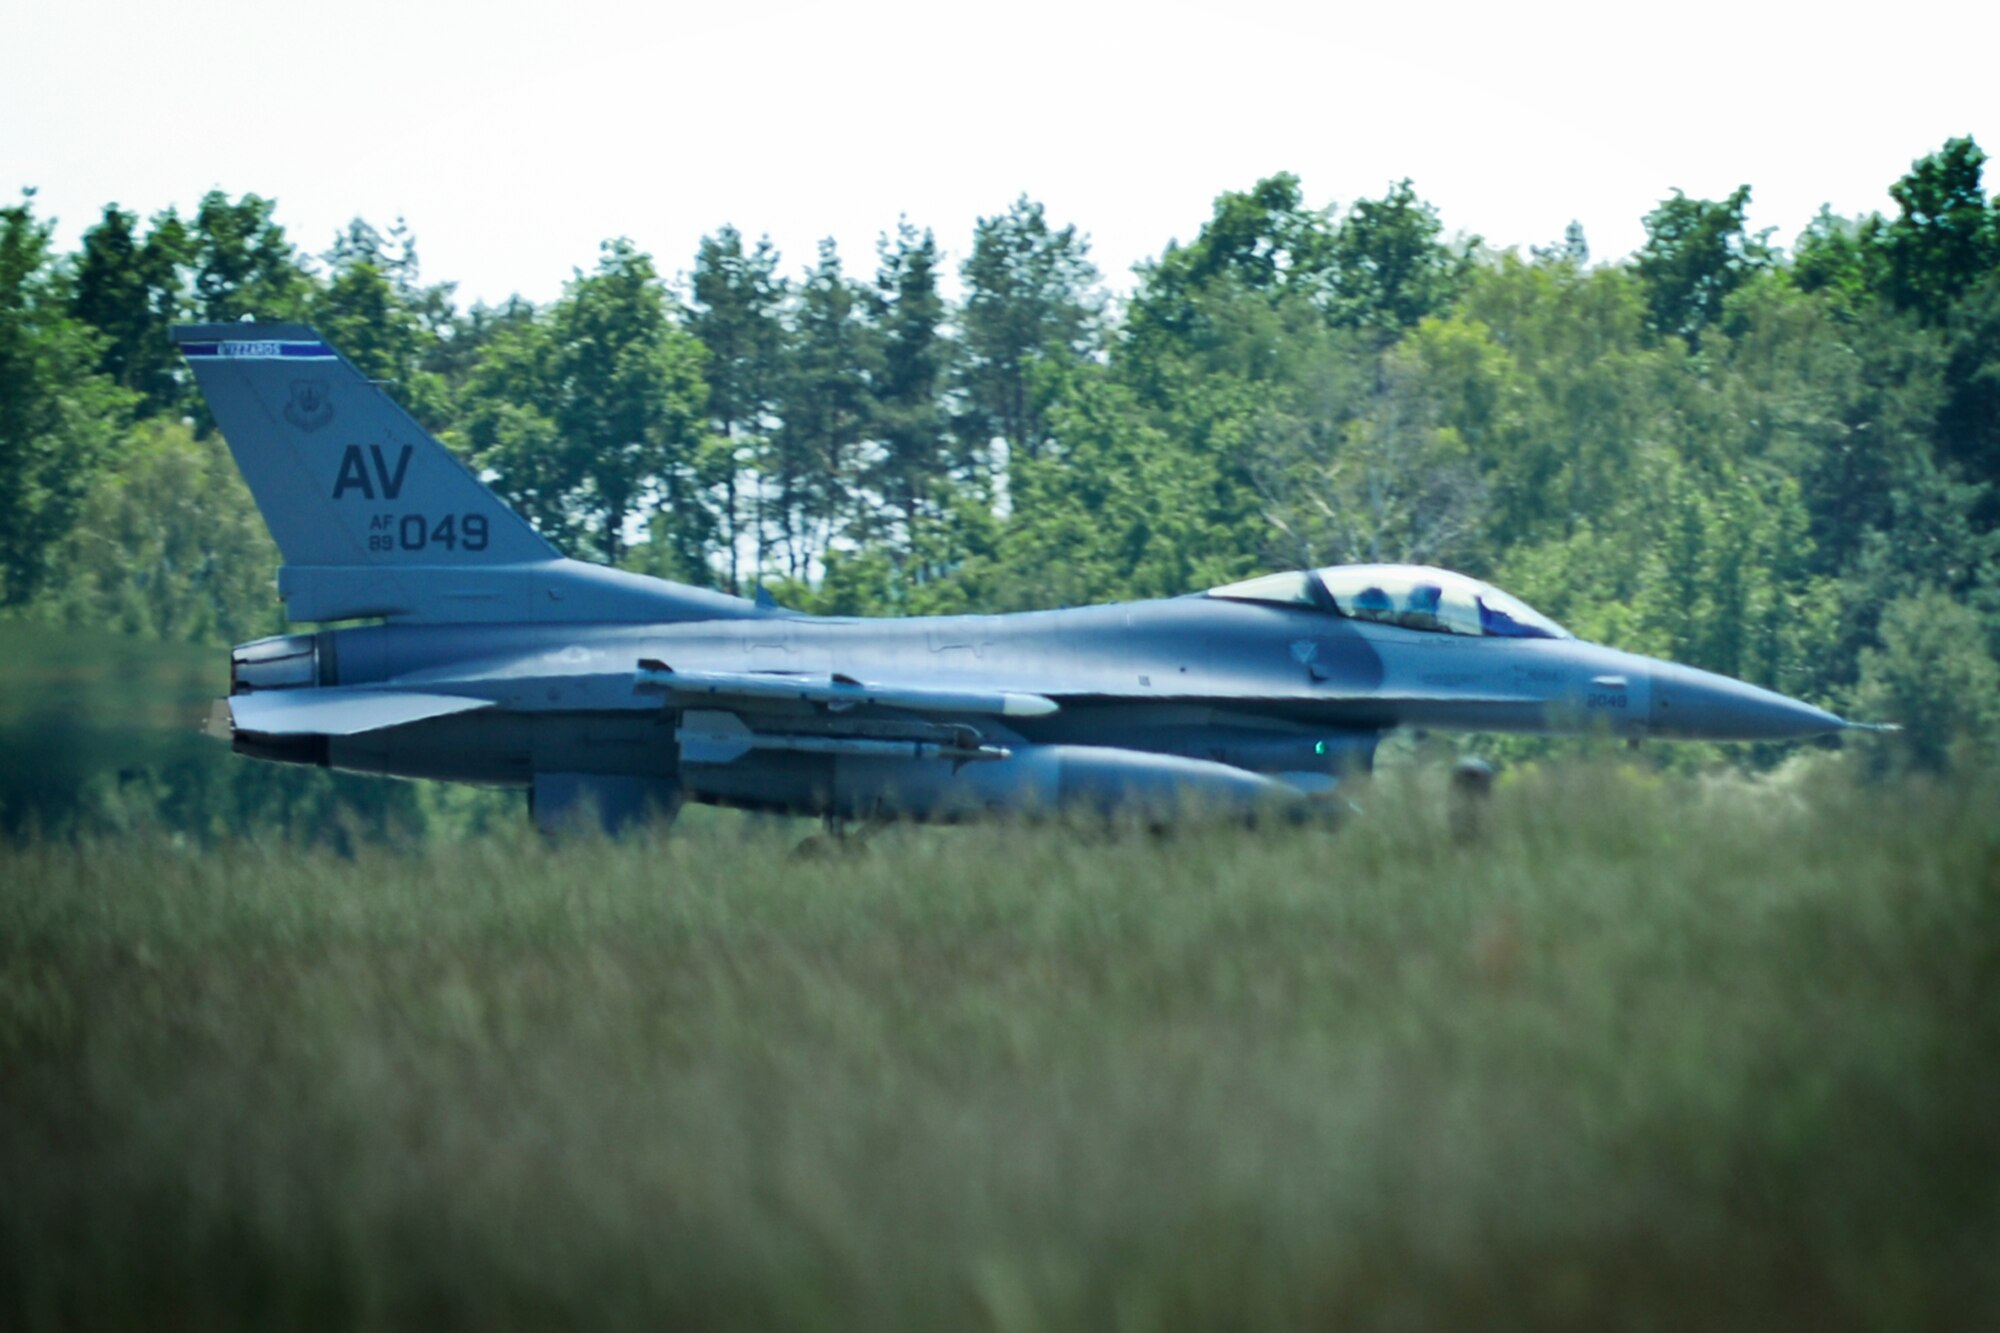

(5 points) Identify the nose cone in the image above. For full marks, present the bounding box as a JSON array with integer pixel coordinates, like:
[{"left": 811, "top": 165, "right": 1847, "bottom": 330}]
[{"left": 1648, "top": 663, "right": 1847, "bottom": 741}]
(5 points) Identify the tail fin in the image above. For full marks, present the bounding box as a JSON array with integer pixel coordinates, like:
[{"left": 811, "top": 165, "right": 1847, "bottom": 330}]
[
  {"left": 174, "top": 323, "right": 555, "bottom": 568},
  {"left": 174, "top": 323, "right": 760, "bottom": 625}
]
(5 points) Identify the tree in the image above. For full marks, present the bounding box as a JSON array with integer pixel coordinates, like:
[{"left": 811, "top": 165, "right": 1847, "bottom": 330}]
[
  {"left": 1257, "top": 316, "right": 1493, "bottom": 570},
  {"left": 0, "top": 193, "right": 134, "bottom": 605},
  {"left": 311, "top": 218, "right": 456, "bottom": 430},
  {"left": 1324, "top": 179, "right": 1477, "bottom": 339},
  {"left": 189, "top": 191, "right": 313, "bottom": 323},
  {"left": 458, "top": 318, "right": 567, "bottom": 545},
  {"left": 1635, "top": 185, "right": 1772, "bottom": 345},
  {"left": 866, "top": 220, "right": 953, "bottom": 556},
  {"left": 1455, "top": 254, "right": 1660, "bottom": 548},
  {"left": 1136, "top": 174, "right": 1332, "bottom": 309},
  {"left": 771, "top": 239, "right": 872, "bottom": 578},
  {"left": 36, "top": 418, "right": 282, "bottom": 643},
  {"left": 1124, "top": 174, "right": 1334, "bottom": 386},
  {"left": 464, "top": 239, "right": 708, "bottom": 566},
  {"left": 1883, "top": 136, "right": 1998, "bottom": 325},
  {"left": 1790, "top": 206, "right": 1888, "bottom": 316},
  {"left": 431, "top": 294, "right": 539, "bottom": 396},
  {"left": 555, "top": 239, "right": 709, "bottom": 567},
  {"left": 687, "top": 226, "right": 787, "bottom": 588},
  {"left": 1530, "top": 220, "right": 1590, "bottom": 267},
  {"left": 68, "top": 204, "right": 190, "bottom": 417},
  {"left": 1852, "top": 589, "right": 2000, "bottom": 775},
  {"left": 1938, "top": 269, "right": 2000, "bottom": 491},
  {"left": 1833, "top": 456, "right": 2000, "bottom": 686},
  {"left": 958, "top": 196, "right": 1102, "bottom": 464},
  {"left": 1711, "top": 272, "right": 1945, "bottom": 580},
  {"left": 997, "top": 366, "right": 1227, "bottom": 608}
]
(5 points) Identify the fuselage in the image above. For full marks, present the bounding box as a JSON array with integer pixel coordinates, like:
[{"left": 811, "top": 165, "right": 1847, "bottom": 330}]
[{"left": 228, "top": 588, "right": 1846, "bottom": 822}]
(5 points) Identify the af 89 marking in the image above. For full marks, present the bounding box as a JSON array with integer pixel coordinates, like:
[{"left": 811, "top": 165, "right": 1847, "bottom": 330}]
[{"left": 366, "top": 513, "right": 490, "bottom": 553}]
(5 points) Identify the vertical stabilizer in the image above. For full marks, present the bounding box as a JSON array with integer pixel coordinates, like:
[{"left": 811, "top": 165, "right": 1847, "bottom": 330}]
[
  {"left": 173, "top": 324, "right": 554, "bottom": 568},
  {"left": 172, "top": 323, "right": 763, "bottom": 625}
]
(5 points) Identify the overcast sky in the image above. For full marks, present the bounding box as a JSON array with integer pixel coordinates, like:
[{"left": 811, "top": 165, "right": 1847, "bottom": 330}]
[{"left": 6, "top": 0, "right": 1995, "bottom": 309}]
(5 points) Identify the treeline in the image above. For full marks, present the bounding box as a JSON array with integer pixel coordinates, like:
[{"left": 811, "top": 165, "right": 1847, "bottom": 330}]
[{"left": 4, "top": 138, "right": 1999, "bottom": 780}]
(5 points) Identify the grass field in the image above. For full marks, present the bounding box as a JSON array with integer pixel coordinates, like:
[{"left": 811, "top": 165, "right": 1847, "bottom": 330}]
[{"left": 3, "top": 763, "right": 1997, "bottom": 1330}]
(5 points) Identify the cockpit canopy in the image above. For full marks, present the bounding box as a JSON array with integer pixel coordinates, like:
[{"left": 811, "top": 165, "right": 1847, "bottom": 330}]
[{"left": 1205, "top": 564, "right": 1572, "bottom": 640}]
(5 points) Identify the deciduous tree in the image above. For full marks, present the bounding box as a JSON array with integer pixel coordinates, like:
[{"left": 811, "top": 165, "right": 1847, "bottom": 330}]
[{"left": 0, "top": 194, "right": 134, "bottom": 605}]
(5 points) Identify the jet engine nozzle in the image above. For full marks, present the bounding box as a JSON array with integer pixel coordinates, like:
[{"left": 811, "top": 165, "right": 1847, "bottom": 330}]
[{"left": 231, "top": 633, "right": 322, "bottom": 693}]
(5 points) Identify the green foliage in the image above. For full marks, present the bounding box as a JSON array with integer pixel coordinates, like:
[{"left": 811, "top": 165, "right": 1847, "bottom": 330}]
[
  {"left": 1790, "top": 206, "right": 1888, "bottom": 315},
  {"left": 957, "top": 196, "right": 1102, "bottom": 465},
  {"left": 1496, "top": 462, "right": 1837, "bottom": 700},
  {"left": 463, "top": 239, "right": 709, "bottom": 565},
  {"left": 68, "top": 204, "right": 190, "bottom": 416},
  {"left": 189, "top": 190, "right": 313, "bottom": 323},
  {"left": 1883, "top": 136, "right": 1999, "bottom": 325},
  {"left": 1258, "top": 315, "right": 1494, "bottom": 569},
  {"left": 0, "top": 193, "right": 135, "bottom": 606},
  {"left": 998, "top": 365, "right": 1233, "bottom": 606},
  {"left": 866, "top": 220, "right": 952, "bottom": 538},
  {"left": 689, "top": 226, "right": 787, "bottom": 439},
  {"left": 1135, "top": 173, "right": 1334, "bottom": 314},
  {"left": 311, "top": 218, "right": 457, "bottom": 431},
  {"left": 1635, "top": 184, "right": 1773, "bottom": 346},
  {"left": 770, "top": 239, "right": 872, "bottom": 579},
  {"left": 1454, "top": 254, "right": 1661, "bottom": 546},
  {"left": 1852, "top": 589, "right": 2000, "bottom": 774},
  {"left": 35, "top": 419, "right": 282, "bottom": 643},
  {"left": 1124, "top": 174, "right": 1336, "bottom": 392},
  {"left": 1127, "top": 174, "right": 1474, "bottom": 404},
  {"left": 687, "top": 225, "right": 787, "bottom": 589},
  {"left": 1938, "top": 269, "right": 2000, "bottom": 489},
  {"left": 1323, "top": 177, "right": 1478, "bottom": 338}
]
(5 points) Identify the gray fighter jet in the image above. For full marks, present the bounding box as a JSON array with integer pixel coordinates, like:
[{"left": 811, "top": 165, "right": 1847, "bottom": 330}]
[{"left": 177, "top": 323, "right": 1882, "bottom": 833}]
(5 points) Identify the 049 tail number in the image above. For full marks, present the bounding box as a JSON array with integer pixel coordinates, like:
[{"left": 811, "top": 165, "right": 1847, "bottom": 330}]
[{"left": 367, "top": 513, "right": 489, "bottom": 553}]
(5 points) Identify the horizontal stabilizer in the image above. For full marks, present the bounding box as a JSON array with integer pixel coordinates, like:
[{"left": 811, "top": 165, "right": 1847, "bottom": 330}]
[{"left": 228, "top": 688, "right": 493, "bottom": 736}]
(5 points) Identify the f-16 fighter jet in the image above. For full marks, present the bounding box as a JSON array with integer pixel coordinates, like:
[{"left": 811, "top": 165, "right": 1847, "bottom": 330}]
[{"left": 178, "top": 324, "right": 1883, "bottom": 833}]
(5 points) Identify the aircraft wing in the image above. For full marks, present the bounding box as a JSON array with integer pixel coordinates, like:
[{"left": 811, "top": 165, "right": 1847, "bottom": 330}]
[{"left": 228, "top": 688, "right": 494, "bottom": 736}]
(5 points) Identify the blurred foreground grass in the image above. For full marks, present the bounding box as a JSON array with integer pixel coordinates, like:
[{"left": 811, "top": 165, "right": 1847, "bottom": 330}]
[{"left": 3, "top": 764, "right": 1997, "bottom": 1331}]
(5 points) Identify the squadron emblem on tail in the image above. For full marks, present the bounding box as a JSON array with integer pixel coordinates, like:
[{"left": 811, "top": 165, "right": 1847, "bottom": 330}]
[{"left": 283, "top": 378, "right": 334, "bottom": 432}]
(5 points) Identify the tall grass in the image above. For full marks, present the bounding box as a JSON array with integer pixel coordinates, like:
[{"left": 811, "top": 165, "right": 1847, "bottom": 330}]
[{"left": 3, "top": 763, "right": 1996, "bottom": 1330}]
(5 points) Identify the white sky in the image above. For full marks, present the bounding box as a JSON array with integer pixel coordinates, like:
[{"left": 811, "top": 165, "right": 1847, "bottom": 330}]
[{"left": 5, "top": 0, "right": 1996, "bottom": 309}]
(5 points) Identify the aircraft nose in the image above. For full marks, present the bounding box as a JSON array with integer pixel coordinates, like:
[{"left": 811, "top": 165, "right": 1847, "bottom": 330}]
[{"left": 1647, "top": 663, "right": 1846, "bottom": 741}]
